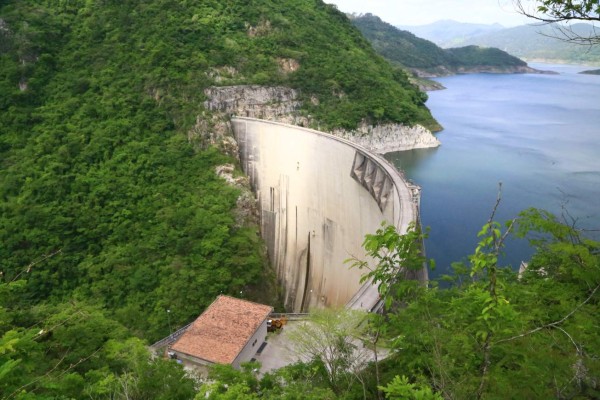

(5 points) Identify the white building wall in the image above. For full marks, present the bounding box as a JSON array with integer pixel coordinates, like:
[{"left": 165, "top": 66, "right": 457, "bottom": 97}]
[{"left": 231, "top": 319, "right": 269, "bottom": 369}]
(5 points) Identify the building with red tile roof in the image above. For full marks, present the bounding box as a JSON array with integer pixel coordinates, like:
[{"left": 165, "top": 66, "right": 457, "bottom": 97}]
[{"left": 169, "top": 295, "right": 273, "bottom": 369}]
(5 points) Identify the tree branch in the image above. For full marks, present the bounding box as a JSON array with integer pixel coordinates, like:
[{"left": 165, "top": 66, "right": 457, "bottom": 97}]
[
  {"left": 5, "top": 349, "right": 70, "bottom": 399},
  {"left": 513, "top": 0, "right": 600, "bottom": 45},
  {"left": 8, "top": 249, "right": 62, "bottom": 283},
  {"left": 494, "top": 283, "right": 600, "bottom": 345}
]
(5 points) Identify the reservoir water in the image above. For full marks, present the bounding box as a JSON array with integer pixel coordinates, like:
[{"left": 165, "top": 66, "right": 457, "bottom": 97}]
[{"left": 386, "top": 64, "right": 600, "bottom": 277}]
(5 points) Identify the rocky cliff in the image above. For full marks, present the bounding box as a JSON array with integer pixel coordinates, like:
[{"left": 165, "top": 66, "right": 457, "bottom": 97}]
[
  {"left": 204, "top": 85, "right": 302, "bottom": 123},
  {"left": 334, "top": 122, "right": 440, "bottom": 154},
  {"left": 201, "top": 85, "right": 440, "bottom": 154}
]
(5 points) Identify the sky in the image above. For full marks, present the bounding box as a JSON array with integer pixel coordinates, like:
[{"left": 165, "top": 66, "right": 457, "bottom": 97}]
[{"left": 324, "top": 0, "right": 532, "bottom": 27}]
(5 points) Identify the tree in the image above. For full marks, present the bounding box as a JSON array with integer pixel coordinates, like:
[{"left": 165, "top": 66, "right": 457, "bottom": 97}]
[
  {"left": 514, "top": 0, "right": 600, "bottom": 44},
  {"left": 197, "top": 361, "right": 337, "bottom": 399},
  {"left": 379, "top": 376, "right": 442, "bottom": 400},
  {"left": 197, "top": 362, "right": 261, "bottom": 400},
  {"left": 351, "top": 201, "right": 600, "bottom": 398},
  {"left": 0, "top": 281, "right": 197, "bottom": 400},
  {"left": 286, "top": 308, "right": 372, "bottom": 395},
  {"left": 347, "top": 222, "right": 430, "bottom": 399},
  {"left": 348, "top": 222, "right": 429, "bottom": 310}
]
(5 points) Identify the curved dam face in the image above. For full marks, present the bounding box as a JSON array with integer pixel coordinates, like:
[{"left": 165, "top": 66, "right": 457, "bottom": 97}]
[{"left": 232, "top": 117, "right": 426, "bottom": 312}]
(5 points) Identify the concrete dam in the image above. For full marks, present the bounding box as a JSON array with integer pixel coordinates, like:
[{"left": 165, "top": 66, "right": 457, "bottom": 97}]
[{"left": 232, "top": 117, "right": 427, "bottom": 313}]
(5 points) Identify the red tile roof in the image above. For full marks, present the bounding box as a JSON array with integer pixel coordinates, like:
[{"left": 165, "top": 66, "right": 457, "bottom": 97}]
[{"left": 170, "top": 295, "right": 273, "bottom": 364}]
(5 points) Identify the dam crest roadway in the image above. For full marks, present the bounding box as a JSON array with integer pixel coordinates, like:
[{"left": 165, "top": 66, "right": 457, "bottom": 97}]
[{"left": 232, "top": 117, "right": 428, "bottom": 313}]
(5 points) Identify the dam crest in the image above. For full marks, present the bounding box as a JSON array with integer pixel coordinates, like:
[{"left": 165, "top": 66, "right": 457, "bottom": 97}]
[{"left": 232, "top": 117, "right": 427, "bottom": 312}]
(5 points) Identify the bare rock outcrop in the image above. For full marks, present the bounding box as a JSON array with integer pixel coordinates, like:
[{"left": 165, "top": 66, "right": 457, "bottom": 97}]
[
  {"left": 200, "top": 85, "right": 439, "bottom": 155},
  {"left": 204, "top": 85, "right": 302, "bottom": 122},
  {"left": 0, "top": 18, "right": 9, "bottom": 34},
  {"left": 411, "top": 64, "right": 557, "bottom": 78},
  {"left": 277, "top": 58, "right": 300, "bottom": 74},
  {"left": 215, "top": 164, "right": 259, "bottom": 227},
  {"left": 193, "top": 85, "right": 308, "bottom": 150},
  {"left": 187, "top": 113, "right": 239, "bottom": 157},
  {"left": 334, "top": 122, "right": 440, "bottom": 154}
]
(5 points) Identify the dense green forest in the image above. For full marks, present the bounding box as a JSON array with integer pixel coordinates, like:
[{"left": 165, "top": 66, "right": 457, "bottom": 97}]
[
  {"left": 0, "top": 0, "right": 438, "bottom": 397},
  {"left": 0, "top": 0, "right": 438, "bottom": 334},
  {"left": 351, "top": 14, "right": 529, "bottom": 76}
]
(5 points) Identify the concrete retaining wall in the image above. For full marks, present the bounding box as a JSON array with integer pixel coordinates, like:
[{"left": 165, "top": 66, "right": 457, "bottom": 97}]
[{"left": 232, "top": 117, "right": 426, "bottom": 312}]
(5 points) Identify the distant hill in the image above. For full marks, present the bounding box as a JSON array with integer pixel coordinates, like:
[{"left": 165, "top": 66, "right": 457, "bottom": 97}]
[
  {"left": 351, "top": 14, "right": 449, "bottom": 70},
  {"left": 401, "top": 20, "right": 600, "bottom": 66},
  {"left": 398, "top": 19, "right": 505, "bottom": 48},
  {"left": 581, "top": 69, "right": 600, "bottom": 75},
  {"left": 351, "top": 14, "right": 539, "bottom": 77}
]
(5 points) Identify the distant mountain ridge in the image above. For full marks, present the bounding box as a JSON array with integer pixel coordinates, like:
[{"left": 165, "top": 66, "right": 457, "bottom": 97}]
[
  {"left": 400, "top": 20, "right": 600, "bottom": 66},
  {"left": 351, "top": 14, "right": 543, "bottom": 78},
  {"left": 398, "top": 20, "right": 505, "bottom": 47}
]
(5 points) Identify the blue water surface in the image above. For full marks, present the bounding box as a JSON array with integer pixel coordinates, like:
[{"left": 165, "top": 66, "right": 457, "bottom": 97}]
[{"left": 386, "top": 64, "right": 600, "bottom": 276}]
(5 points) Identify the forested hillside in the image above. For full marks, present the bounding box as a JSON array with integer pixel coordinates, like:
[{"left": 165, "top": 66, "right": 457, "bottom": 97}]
[
  {"left": 0, "top": 0, "right": 437, "bottom": 397},
  {"left": 351, "top": 14, "right": 534, "bottom": 77}
]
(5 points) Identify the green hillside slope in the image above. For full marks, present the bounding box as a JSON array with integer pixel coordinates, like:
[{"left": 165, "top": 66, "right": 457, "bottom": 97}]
[
  {"left": 0, "top": 0, "right": 436, "bottom": 348},
  {"left": 351, "top": 14, "right": 532, "bottom": 77},
  {"left": 350, "top": 14, "right": 450, "bottom": 69},
  {"left": 444, "top": 45, "right": 526, "bottom": 67},
  {"left": 0, "top": 0, "right": 439, "bottom": 396}
]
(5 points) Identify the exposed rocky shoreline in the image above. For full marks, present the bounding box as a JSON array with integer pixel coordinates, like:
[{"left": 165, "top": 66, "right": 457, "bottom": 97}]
[
  {"left": 333, "top": 122, "right": 440, "bottom": 154},
  {"left": 411, "top": 64, "right": 557, "bottom": 79}
]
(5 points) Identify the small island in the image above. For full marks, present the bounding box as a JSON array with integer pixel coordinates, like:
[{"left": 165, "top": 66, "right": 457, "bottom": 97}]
[{"left": 580, "top": 69, "right": 600, "bottom": 75}]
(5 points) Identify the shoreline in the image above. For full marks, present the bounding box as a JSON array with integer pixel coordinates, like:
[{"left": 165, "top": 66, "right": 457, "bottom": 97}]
[{"left": 333, "top": 123, "right": 441, "bottom": 155}]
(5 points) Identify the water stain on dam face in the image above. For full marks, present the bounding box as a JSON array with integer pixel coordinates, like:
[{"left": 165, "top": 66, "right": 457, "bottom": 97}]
[{"left": 232, "top": 117, "right": 425, "bottom": 312}]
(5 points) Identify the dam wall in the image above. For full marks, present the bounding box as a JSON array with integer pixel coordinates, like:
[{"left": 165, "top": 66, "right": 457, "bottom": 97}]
[{"left": 232, "top": 117, "right": 426, "bottom": 312}]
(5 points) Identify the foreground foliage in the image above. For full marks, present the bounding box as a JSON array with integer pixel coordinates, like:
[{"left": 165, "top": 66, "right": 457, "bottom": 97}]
[
  {"left": 368, "top": 208, "right": 600, "bottom": 399},
  {"left": 0, "top": 293, "right": 197, "bottom": 399},
  {"left": 515, "top": 0, "right": 600, "bottom": 45},
  {"left": 200, "top": 207, "right": 600, "bottom": 399}
]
